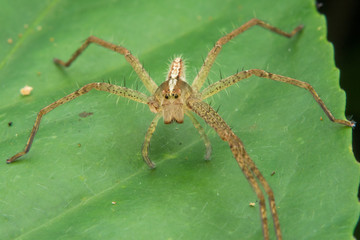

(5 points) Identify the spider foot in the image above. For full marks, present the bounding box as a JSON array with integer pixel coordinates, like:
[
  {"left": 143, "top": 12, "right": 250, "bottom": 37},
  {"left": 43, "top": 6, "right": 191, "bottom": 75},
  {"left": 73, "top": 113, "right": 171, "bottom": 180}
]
[
  {"left": 204, "top": 148, "right": 212, "bottom": 161},
  {"left": 143, "top": 157, "right": 156, "bottom": 169},
  {"left": 6, "top": 157, "right": 17, "bottom": 164},
  {"left": 53, "top": 58, "right": 69, "bottom": 67},
  {"left": 148, "top": 162, "right": 156, "bottom": 169}
]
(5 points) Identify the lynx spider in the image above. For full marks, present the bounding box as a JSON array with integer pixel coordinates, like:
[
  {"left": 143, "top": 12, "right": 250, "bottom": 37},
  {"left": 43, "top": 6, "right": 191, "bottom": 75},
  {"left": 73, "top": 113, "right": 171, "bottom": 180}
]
[{"left": 7, "top": 19, "right": 354, "bottom": 240}]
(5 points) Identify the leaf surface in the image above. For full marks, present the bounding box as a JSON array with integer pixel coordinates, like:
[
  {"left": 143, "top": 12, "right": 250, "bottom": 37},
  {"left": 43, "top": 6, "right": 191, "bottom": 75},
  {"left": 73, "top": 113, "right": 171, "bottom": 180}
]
[{"left": 0, "top": 0, "right": 358, "bottom": 239}]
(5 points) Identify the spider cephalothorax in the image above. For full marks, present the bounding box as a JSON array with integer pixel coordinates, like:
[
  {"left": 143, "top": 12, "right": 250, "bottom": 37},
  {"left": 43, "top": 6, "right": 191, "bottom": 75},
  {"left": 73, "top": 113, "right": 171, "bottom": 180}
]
[
  {"left": 149, "top": 57, "right": 193, "bottom": 124},
  {"left": 7, "top": 19, "right": 354, "bottom": 240}
]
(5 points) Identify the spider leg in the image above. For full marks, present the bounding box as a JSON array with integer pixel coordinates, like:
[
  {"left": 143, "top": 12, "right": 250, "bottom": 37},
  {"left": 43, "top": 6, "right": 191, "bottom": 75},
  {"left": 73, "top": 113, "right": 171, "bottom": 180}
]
[
  {"left": 245, "top": 156, "right": 281, "bottom": 240},
  {"left": 142, "top": 113, "right": 162, "bottom": 168},
  {"left": 187, "top": 99, "right": 279, "bottom": 240},
  {"left": 185, "top": 111, "right": 212, "bottom": 160},
  {"left": 6, "top": 83, "right": 148, "bottom": 163},
  {"left": 201, "top": 69, "right": 355, "bottom": 127},
  {"left": 231, "top": 141, "right": 271, "bottom": 240},
  {"left": 54, "top": 36, "right": 158, "bottom": 94},
  {"left": 191, "top": 18, "right": 303, "bottom": 92}
]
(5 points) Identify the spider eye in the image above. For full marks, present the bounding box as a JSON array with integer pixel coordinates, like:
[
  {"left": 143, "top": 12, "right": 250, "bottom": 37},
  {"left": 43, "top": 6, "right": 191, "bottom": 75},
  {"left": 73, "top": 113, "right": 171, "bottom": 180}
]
[
  {"left": 174, "top": 94, "right": 178, "bottom": 99},
  {"left": 165, "top": 95, "right": 169, "bottom": 99}
]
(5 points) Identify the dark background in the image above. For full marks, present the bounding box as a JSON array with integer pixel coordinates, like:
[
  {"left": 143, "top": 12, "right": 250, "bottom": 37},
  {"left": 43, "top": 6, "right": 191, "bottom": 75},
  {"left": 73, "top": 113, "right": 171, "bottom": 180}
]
[{"left": 316, "top": 0, "right": 360, "bottom": 238}]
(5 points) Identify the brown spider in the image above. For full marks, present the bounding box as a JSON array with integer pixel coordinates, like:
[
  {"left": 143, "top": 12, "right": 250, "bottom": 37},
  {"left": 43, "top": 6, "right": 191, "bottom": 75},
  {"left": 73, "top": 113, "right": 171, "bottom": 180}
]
[{"left": 6, "top": 18, "right": 354, "bottom": 240}]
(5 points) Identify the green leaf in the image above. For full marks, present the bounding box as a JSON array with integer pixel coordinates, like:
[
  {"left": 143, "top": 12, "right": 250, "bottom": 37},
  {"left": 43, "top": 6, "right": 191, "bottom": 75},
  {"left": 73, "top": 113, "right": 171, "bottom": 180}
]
[{"left": 0, "top": 0, "right": 358, "bottom": 239}]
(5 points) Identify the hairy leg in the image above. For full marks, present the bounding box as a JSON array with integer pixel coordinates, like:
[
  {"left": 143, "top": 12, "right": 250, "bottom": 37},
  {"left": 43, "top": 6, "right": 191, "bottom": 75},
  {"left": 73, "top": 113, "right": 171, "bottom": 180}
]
[
  {"left": 187, "top": 98, "right": 280, "bottom": 240},
  {"left": 142, "top": 113, "right": 162, "bottom": 168},
  {"left": 201, "top": 69, "right": 354, "bottom": 127},
  {"left": 192, "top": 18, "right": 303, "bottom": 92},
  {"left": 185, "top": 111, "right": 212, "bottom": 160},
  {"left": 54, "top": 36, "right": 158, "bottom": 94},
  {"left": 7, "top": 83, "right": 148, "bottom": 163}
]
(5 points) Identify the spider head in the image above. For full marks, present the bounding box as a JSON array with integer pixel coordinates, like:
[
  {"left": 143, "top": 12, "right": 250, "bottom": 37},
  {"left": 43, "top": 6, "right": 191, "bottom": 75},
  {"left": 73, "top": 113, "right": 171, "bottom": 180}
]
[
  {"left": 160, "top": 80, "right": 187, "bottom": 124},
  {"left": 149, "top": 81, "right": 193, "bottom": 124},
  {"left": 162, "top": 83, "right": 181, "bottom": 100},
  {"left": 148, "top": 57, "right": 193, "bottom": 124}
]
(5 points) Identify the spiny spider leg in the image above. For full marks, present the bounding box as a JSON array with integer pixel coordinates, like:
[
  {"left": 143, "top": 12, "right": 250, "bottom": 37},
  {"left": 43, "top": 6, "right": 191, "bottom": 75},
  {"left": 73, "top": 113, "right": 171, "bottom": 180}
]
[
  {"left": 142, "top": 113, "right": 162, "bottom": 168},
  {"left": 185, "top": 111, "right": 212, "bottom": 160},
  {"left": 54, "top": 36, "right": 158, "bottom": 94},
  {"left": 187, "top": 99, "right": 279, "bottom": 240},
  {"left": 6, "top": 83, "right": 148, "bottom": 163},
  {"left": 142, "top": 111, "right": 212, "bottom": 169},
  {"left": 192, "top": 18, "right": 303, "bottom": 92},
  {"left": 200, "top": 69, "right": 355, "bottom": 127}
]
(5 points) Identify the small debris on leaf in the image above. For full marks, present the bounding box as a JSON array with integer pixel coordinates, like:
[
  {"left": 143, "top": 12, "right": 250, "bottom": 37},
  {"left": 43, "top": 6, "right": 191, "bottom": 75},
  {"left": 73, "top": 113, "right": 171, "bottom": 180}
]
[
  {"left": 271, "top": 171, "right": 275, "bottom": 176},
  {"left": 111, "top": 201, "right": 116, "bottom": 205},
  {"left": 320, "top": 116, "right": 323, "bottom": 121},
  {"left": 79, "top": 111, "right": 93, "bottom": 118},
  {"left": 8, "top": 122, "right": 13, "bottom": 127},
  {"left": 7, "top": 38, "right": 13, "bottom": 44},
  {"left": 249, "top": 202, "right": 256, "bottom": 207},
  {"left": 20, "top": 85, "right": 33, "bottom": 96}
]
